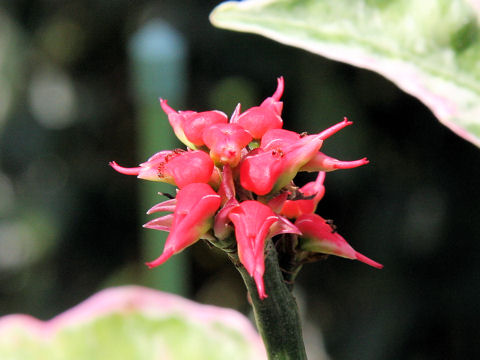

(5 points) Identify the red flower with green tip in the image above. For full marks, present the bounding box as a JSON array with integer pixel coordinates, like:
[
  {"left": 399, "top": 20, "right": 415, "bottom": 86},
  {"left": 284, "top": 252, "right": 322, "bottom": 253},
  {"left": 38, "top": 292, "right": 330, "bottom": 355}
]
[
  {"left": 295, "top": 213, "right": 383, "bottom": 269},
  {"left": 203, "top": 123, "right": 252, "bottom": 167},
  {"left": 144, "top": 183, "right": 221, "bottom": 268},
  {"left": 228, "top": 200, "right": 301, "bottom": 299},
  {"left": 110, "top": 150, "right": 214, "bottom": 189},
  {"left": 234, "top": 77, "right": 284, "bottom": 139},
  {"left": 160, "top": 99, "right": 228, "bottom": 149}
]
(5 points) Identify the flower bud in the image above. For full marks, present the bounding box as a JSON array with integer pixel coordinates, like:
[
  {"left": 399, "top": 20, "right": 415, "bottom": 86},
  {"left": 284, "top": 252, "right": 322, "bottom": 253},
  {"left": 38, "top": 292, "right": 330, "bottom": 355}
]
[
  {"left": 240, "top": 132, "right": 323, "bottom": 195},
  {"left": 160, "top": 99, "right": 228, "bottom": 148},
  {"left": 202, "top": 123, "right": 252, "bottom": 167}
]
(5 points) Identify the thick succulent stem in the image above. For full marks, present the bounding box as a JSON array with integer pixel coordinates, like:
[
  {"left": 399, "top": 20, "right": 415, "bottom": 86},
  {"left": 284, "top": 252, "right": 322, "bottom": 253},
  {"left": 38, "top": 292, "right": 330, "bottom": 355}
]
[{"left": 228, "top": 239, "right": 307, "bottom": 360}]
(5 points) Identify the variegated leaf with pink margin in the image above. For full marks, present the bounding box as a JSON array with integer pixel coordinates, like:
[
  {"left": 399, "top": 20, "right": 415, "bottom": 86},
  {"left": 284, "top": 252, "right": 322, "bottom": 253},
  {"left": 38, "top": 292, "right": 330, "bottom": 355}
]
[
  {"left": 0, "top": 286, "right": 266, "bottom": 360},
  {"left": 211, "top": 0, "right": 480, "bottom": 148}
]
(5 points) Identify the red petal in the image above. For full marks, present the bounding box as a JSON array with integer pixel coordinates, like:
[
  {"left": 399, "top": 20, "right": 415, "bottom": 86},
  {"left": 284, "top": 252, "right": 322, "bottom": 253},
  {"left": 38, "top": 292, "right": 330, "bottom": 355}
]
[{"left": 295, "top": 214, "right": 383, "bottom": 269}]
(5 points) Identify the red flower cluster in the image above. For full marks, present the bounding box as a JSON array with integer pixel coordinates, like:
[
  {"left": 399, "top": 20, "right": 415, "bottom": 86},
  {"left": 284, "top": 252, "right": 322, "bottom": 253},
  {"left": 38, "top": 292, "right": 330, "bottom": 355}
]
[{"left": 111, "top": 77, "right": 382, "bottom": 300}]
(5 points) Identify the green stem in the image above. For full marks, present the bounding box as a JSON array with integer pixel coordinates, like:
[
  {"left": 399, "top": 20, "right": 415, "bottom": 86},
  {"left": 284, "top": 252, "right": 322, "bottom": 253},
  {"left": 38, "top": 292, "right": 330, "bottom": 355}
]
[{"left": 228, "top": 239, "right": 307, "bottom": 360}]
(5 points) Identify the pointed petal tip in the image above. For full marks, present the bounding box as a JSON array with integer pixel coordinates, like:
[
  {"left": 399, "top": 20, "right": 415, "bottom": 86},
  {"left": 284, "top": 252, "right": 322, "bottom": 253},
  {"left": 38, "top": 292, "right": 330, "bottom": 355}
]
[
  {"left": 142, "top": 221, "right": 155, "bottom": 228},
  {"left": 355, "top": 252, "right": 383, "bottom": 269},
  {"left": 145, "top": 256, "right": 168, "bottom": 269},
  {"left": 142, "top": 218, "right": 171, "bottom": 231},
  {"left": 253, "top": 272, "right": 268, "bottom": 300},
  {"left": 318, "top": 119, "right": 354, "bottom": 140},
  {"left": 146, "top": 200, "right": 176, "bottom": 214},
  {"left": 146, "top": 207, "right": 169, "bottom": 216},
  {"left": 145, "top": 262, "right": 156, "bottom": 269},
  {"left": 258, "top": 292, "right": 268, "bottom": 300},
  {"left": 272, "top": 76, "right": 285, "bottom": 101},
  {"left": 142, "top": 223, "right": 153, "bottom": 229},
  {"left": 334, "top": 157, "right": 369, "bottom": 169},
  {"left": 109, "top": 161, "right": 142, "bottom": 176},
  {"left": 142, "top": 215, "right": 173, "bottom": 230},
  {"left": 230, "top": 103, "right": 242, "bottom": 122},
  {"left": 159, "top": 98, "right": 176, "bottom": 114},
  {"left": 145, "top": 249, "right": 174, "bottom": 269},
  {"left": 305, "top": 153, "right": 370, "bottom": 172},
  {"left": 316, "top": 171, "right": 326, "bottom": 183}
]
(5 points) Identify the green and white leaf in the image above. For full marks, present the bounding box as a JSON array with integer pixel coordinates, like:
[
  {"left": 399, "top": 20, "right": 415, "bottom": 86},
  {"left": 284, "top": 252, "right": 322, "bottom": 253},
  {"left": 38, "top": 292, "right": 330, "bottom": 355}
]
[
  {"left": 211, "top": 0, "right": 480, "bottom": 147},
  {"left": 0, "top": 286, "right": 266, "bottom": 360}
]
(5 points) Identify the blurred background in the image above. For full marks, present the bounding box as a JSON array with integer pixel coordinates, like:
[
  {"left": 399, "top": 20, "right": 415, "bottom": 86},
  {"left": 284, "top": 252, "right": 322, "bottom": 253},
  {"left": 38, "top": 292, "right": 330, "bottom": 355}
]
[{"left": 1, "top": 1, "right": 479, "bottom": 359}]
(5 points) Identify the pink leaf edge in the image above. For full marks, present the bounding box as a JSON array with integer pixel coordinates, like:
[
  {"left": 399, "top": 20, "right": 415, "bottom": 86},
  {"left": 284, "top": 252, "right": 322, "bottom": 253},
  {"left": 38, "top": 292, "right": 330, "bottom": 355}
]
[{"left": 0, "top": 285, "right": 267, "bottom": 358}]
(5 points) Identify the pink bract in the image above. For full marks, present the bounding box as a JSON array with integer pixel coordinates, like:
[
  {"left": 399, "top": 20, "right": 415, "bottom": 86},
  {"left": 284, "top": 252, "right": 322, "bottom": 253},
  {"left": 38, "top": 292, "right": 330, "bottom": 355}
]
[
  {"left": 145, "top": 183, "right": 221, "bottom": 268},
  {"left": 228, "top": 201, "right": 280, "bottom": 300},
  {"left": 160, "top": 98, "right": 228, "bottom": 148},
  {"left": 203, "top": 123, "right": 252, "bottom": 167},
  {"left": 110, "top": 149, "right": 214, "bottom": 189},
  {"left": 228, "top": 201, "right": 301, "bottom": 300}
]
